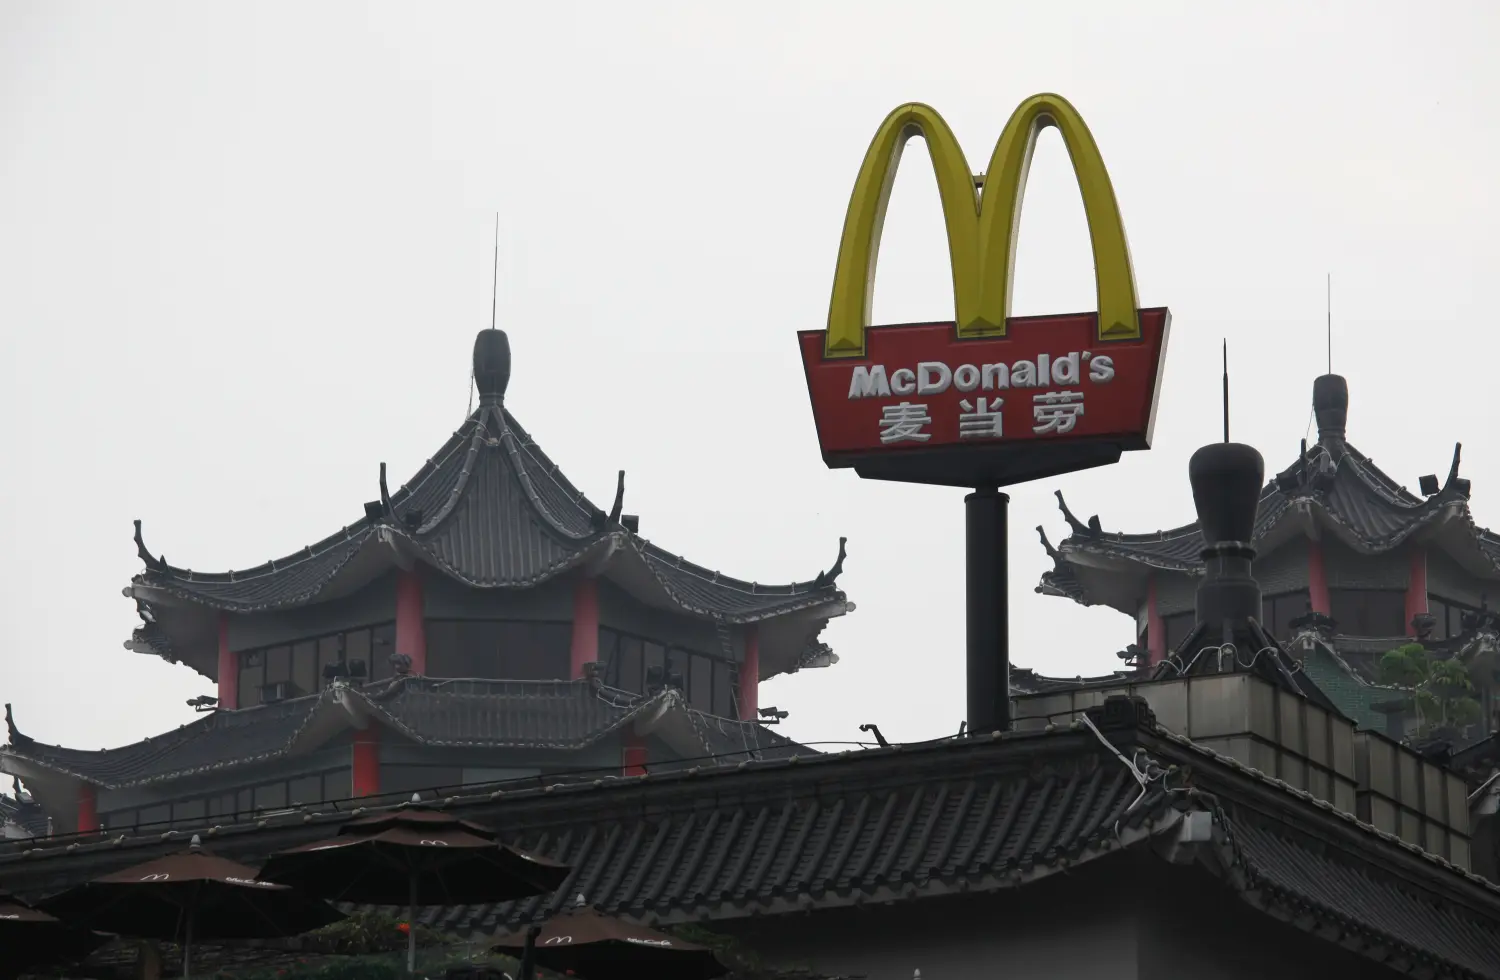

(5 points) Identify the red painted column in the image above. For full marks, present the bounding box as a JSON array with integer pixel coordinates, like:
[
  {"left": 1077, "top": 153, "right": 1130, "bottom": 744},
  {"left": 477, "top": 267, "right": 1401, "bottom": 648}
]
[
  {"left": 1308, "top": 542, "right": 1332, "bottom": 616},
  {"left": 739, "top": 626, "right": 760, "bottom": 722},
  {"left": 76, "top": 784, "right": 99, "bottom": 835},
  {"left": 395, "top": 569, "right": 426, "bottom": 675},
  {"left": 351, "top": 728, "right": 381, "bottom": 798},
  {"left": 216, "top": 613, "right": 238, "bottom": 710},
  {"left": 621, "top": 731, "right": 648, "bottom": 777},
  {"left": 1405, "top": 547, "right": 1429, "bottom": 636},
  {"left": 1145, "top": 576, "right": 1166, "bottom": 666},
  {"left": 569, "top": 574, "right": 600, "bottom": 680}
]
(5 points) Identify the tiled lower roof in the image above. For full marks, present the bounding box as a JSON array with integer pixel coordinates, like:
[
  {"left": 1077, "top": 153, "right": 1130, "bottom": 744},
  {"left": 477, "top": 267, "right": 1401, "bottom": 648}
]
[
  {"left": 1226, "top": 819, "right": 1500, "bottom": 979},
  {"left": 5, "top": 716, "right": 1499, "bottom": 980},
  {"left": 1, "top": 680, "right": 806, "bottom": 789},
  {"left": 391, "top": 748, "right": 1162, "bottom": 937}
]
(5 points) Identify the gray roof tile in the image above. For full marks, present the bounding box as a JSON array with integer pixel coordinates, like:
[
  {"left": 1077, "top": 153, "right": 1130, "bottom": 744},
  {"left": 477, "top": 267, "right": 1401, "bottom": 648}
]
[
  {"left": 131, "top": 402, "right": 845, "bottom": 621},
  {"left": 1, "top": 681, "right": 804, "bottom": 789},
  {"left": 1039, "top": 435, "right": 1488, "bottom": 607}
]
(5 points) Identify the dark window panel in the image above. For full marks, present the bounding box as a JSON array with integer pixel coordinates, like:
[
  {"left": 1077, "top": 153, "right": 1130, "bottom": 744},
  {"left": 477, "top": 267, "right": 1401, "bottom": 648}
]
[
  {"left": 425, "top": 620, "right": 463, "bottom": 678},
  {"left": 265, "top": 646, "right": 291, "bottom": 685},
  {"left": 323, "top": 768, "right": 352, "bottom": 803},
  {"left": 345, "top": 629, "right": 372, "bottom": 682},
  {"left": 292, "top": 641, "right": 317, "bottom": 697},
  {"left": 379, "top": 765, "right": 463, "bottom": 797},
  {"left": 619, "top": 637, "right": 643, "bottom": 693},
  {"left": 1163, "top": 613, "right": 1195, "bottom": 654},
  {"left": 1261, "top": 590, "right": 1311, "bottom": 640},
  {"left": 288, "top": 775, "right": 322, "bottom": 806},
  {"left": 531, "top": 623, "right": 572, "bottom": 680},
  {"left": 644, "top": 642, "right": 665, "bottom": 688},
  {"left": 317, "top": 635, "right": 343, "bottom": 689},
  {"left": 102, "top": 810, "right": 136, "bottom": 830},
  {"left": 236, "top": 788, "right": 254, "bottom": 814},
  {"left": 1329, "top": 589, "right": 1405, "bottom": 638},
  {"left": 238, "top": 655, "right": 264, "bottom": 708},
  {"left": 712, "top": 662, "right": 736, "bottom": 719},
  {"left": 207, "top": 794, "right": 235, "bottom": 818},
  {"left": 599, "top": 629, "right": 621, "bottom": 686},
  {"left": 138, "top": 804, "right": 170, "bottom": 828},
  {"left": 689, "top": 653, "right": 713, "bottom": 712},
  {"left": 254, "top": 782, "right": 287, "bottom": 811},
  {"left": 372, "top": 623, "right": 397, "bottom": 680},
  {"left": 172, "top": 798, "right": 206, "bottom": 826}
]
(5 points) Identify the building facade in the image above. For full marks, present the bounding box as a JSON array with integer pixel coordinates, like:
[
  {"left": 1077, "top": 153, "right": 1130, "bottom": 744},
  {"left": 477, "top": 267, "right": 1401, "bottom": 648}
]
[{"left": 0, "top": 329, "right": 853, "bottom": 838}]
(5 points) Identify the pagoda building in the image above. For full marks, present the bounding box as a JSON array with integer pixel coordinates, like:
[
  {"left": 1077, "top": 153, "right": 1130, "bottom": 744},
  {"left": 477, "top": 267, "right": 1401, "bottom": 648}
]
[
  {"left": 1, "top": 329, "right": 852, "bottom": 837},
  {"left": 1036, "top": 372, "right": 1500, "bottom": 738}
]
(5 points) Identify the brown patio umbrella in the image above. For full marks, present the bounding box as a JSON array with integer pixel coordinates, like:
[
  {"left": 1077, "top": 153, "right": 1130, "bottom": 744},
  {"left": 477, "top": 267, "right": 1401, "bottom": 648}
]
[
  {"left": 36, "top": 835, "right": 343, "bottom": 978},
  {"left": 0, "top": 889, "right": 107, "bottom": 980},
  {"left": 256, "top": 797, "right": 570, "bottom": 974},
  {"left": 492, "top": 896, "right": 728, "bottom": 980}
]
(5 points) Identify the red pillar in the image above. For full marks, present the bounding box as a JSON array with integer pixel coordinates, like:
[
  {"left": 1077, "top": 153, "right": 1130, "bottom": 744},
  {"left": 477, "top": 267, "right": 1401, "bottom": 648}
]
[
  {"left": 621, "top": 731, "right": 648, "bottom": 777},
  {"left": 739, "top": 626, "right": 760, "bottom": 722},
  {"left": 1308, "top": 542, "right": 1332, "bottom": 616},
  {"left": 395, "top": 569, "right": 426, "bottom": 675},
  {"left": 1145, "top": 576, "right": 1166, "bottom": 666},
  {"left": 76, "top": 784, "right": 99, "bottom": 835},
  {"left": 351, "top": 728, "right": 380, "bottom": 798},
  {"left": 1405, "top": 547, "right": 1429, "bottom": 636},
  {"left": 216, "top": 613, "right": 238, "bottom": 710},
  {"left": 569, "top": 574, "right": 600, "bottom": 680}
]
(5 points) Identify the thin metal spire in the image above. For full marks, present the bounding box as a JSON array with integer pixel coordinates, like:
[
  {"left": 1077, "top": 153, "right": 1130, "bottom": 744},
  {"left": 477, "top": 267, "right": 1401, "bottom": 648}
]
[
  {"left": 490, "top": 212, "right": 500, "bottom": 331},
  {"left": 1326, "top": 272, "right": 1332, "bottom": 374},
  {"left": 1222, "top": 339, "right": 1230, "bottom": 444},
  {"left": 467, "top": 213, "right": 501, "bottom": 417}
]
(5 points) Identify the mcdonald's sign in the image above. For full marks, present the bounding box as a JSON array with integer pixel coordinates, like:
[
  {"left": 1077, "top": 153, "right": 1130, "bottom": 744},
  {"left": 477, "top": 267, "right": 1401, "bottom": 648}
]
[{"left": 799, "top": 93, "right": 1171, "bottom": 488}]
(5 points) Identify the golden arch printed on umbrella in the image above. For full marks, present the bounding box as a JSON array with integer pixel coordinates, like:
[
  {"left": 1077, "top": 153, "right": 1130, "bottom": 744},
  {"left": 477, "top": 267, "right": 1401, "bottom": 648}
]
[{"left": 823, "top": 92, "right": 1140, "bottom": 359}]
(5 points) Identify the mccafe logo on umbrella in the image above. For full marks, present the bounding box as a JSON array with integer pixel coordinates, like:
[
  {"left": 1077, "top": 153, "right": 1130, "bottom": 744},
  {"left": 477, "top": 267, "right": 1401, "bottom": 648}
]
[{"left": 798, "top": 92, "right": 1170, "bottom": 488}]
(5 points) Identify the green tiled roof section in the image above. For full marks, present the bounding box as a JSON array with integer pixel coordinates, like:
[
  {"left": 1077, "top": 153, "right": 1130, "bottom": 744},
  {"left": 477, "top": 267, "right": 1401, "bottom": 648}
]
[{"left": 1300, "top": 643, "right": 1390, "bottom": 730}]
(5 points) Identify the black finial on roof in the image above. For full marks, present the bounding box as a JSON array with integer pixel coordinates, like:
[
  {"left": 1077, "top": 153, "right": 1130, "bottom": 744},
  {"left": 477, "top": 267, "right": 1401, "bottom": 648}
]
[
  {"left": 1191, "top": 443, "right": 1263, "bottom": 548},
  {"left": 1313, "top": 374, "right": 1348, "bottom": 448},
  {"left": 473, "top": 329, "right": 511, "bottom": 406},
  {"left": 1189, "top": 441, "right": 1264, "bottom": 623}
]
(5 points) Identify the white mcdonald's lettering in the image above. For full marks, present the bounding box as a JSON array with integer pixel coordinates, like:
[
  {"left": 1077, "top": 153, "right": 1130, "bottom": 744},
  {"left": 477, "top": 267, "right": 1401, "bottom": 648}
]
[
  {"left": 141, "top": 873, "right": 171, "bottom": 881},
  {"left": 544, "top": 935, "right": 575, "bottom": 945},
  {"left": 0, "top": 913, "right": 21, "bottom": 919},
  {"left": 625, "top": 938, "right": 675, "bottom": 947},
  {"left": 848, "top": 353, "right": 1115, "bottom": 400},
  {"left": 419, "top": 839, "right": 449, "bottom": 846}
]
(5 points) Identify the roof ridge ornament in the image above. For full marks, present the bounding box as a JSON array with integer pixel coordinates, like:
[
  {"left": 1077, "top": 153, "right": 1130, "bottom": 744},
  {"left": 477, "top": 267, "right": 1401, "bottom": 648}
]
[
  {"left": 1313, "top": 373, "right": 1348, "bottom": 451},
  {"left": 133, "top": 520, "right": 167, "bottom": 572},
  {"left": 472, "top": 329, "right": 511, "bottom": 406},
  {"left": 1054, "top": 491, "right": 1101, "bottom": 537},
  {"left": 607, "top": 470, "right": 625, "bottom": 526},
  {"left": 3, "top": 703, "right": 27, "bottom": 745},
  {"left": 814, "top": 537, "right": 849, "bottom": 588}
]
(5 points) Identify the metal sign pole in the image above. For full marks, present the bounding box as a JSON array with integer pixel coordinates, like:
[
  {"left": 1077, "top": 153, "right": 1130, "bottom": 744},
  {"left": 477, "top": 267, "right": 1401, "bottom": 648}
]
[{"left": 965, "top": 487, "right": 1010, "bottom": 734}]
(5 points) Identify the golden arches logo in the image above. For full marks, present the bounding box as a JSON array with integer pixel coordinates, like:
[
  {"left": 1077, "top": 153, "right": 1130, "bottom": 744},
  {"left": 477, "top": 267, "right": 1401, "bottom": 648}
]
[{"left": 825, "top": 93, "right": 1140, "bottom": 358}]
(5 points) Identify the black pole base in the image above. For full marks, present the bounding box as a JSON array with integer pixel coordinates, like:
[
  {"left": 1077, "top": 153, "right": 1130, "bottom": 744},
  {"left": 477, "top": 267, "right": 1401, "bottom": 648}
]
[{"left": 966, "top": 488, "right": 1010, "bottom": 736}]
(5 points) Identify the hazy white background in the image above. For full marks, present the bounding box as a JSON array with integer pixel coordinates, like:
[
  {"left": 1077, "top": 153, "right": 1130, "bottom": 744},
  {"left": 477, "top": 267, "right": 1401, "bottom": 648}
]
[{"left": 2, "top": 2, "right": 1496, "bottom": 752}]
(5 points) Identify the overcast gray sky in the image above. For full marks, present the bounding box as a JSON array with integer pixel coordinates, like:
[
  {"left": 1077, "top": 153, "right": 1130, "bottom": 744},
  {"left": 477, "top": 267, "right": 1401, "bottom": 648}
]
[{"left": 2, "top": 1, "right": 1496, "bottom": 753}]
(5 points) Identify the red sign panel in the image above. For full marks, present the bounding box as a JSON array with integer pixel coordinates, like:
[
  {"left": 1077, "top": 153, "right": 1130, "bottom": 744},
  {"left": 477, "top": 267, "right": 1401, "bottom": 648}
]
[{"left": 798, "top": 309, "right": 1170, "bottom": 487}]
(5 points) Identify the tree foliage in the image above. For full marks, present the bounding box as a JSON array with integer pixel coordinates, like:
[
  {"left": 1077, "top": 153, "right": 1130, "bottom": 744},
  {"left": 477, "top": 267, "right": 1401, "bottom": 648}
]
[{"left": 1376, "top": 644, "right": 1483, "bottom": 734}]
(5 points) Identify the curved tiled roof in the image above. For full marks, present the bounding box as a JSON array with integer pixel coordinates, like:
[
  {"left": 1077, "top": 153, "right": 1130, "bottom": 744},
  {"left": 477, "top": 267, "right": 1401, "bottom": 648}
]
[
  {"left": 1037, "top": 375, "right": 1492, "bottom": 607},
  {"left": 128, "top": 333, "right": 847, "bottom": 624},
  {"left": 0, "top": 679, "right": 807, "bottom": 790}
]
